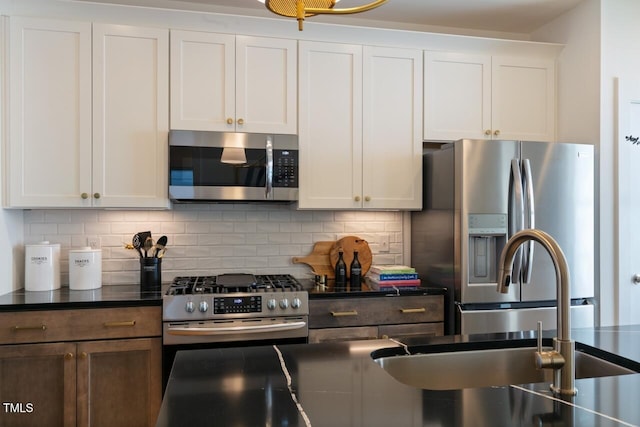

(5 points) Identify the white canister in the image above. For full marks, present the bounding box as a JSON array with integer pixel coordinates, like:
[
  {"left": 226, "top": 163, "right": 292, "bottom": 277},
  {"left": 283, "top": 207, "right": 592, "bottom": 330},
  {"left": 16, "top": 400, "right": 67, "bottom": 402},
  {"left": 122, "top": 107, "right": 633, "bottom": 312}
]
[
  {"left": 25, "top": 241, "right": 61, "bottom": 291},
  {"left": 69, "top": 247, "right": 102, "bottom": 290}
]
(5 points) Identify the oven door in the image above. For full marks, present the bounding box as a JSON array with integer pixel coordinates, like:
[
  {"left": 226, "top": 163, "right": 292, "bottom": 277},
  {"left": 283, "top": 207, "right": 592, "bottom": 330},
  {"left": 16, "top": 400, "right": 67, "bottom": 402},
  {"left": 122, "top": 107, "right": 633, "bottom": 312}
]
[
  {"left": 169, "top": 130, "right": 298, "bottom": 202},
  {"left": 163, "top": 316, "right": 308, "bottom": 345}
]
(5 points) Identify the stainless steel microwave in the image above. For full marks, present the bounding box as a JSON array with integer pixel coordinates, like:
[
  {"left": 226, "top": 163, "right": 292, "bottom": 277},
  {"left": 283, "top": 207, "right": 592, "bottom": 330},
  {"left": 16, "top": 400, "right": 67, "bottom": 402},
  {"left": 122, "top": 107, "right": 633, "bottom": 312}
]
[{"left": 169, "top": 130, "right": 298, "bottom": 202}]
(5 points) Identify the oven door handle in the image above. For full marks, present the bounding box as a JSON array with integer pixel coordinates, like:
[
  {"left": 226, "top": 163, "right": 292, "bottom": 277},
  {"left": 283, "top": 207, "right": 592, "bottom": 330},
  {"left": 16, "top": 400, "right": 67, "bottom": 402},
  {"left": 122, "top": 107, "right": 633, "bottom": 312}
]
[{"left": 167, "top": 321, "right": 307, "bottom": 336}]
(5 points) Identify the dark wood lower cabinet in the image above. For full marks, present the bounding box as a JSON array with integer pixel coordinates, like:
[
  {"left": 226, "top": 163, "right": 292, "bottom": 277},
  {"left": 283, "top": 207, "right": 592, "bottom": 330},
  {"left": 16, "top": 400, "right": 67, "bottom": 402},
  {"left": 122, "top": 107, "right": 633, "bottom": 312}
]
[
  {"left": 308, "top": 295, "right": 445, "bottom": 343},
  {"left": 0, "top": 307, "right": 162, "bottom": 427}
]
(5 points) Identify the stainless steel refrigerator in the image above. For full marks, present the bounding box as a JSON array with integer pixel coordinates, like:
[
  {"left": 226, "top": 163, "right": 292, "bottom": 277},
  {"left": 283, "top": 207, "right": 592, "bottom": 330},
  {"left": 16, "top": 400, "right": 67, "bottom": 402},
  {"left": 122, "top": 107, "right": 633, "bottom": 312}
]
[{"left": 412, "top": 139, "right": 595, "bottom": 335}]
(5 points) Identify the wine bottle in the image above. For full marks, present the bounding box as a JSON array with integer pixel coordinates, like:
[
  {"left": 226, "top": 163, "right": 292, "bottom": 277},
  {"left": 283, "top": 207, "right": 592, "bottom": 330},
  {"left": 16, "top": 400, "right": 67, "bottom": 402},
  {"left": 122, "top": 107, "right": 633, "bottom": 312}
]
[
  {"left": 350, "top": 250, "right": 362, "bottom": 291},
  {"left": 335, "top": 250, "right": 347, "bottom": 291}
]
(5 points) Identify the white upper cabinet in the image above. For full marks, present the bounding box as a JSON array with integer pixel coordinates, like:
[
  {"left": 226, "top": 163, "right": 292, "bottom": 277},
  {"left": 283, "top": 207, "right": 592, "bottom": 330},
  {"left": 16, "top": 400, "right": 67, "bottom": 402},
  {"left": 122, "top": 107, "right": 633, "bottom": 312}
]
[
  {"left": 298, "top": 41, "right": 363, "bottom": 210},
  {"left": 298, "top": 41, "right": 422, "bottom": 210},
  {"left": 170, "top": 31, "right": 297, "bottom": 134},
  {"left": 362, "top": 46, "right": 423, "bottom": 210},
  {"left": 7, "top": 17, "right": 92, "bottom": 208},
  {"left": 424, "top": 51, "right": 556, "bottom": 142},
  {"left": 92, "top": 23, "right": 169, "bottom": 208},
  {"left": 6, "top": 17, "right": 169, "bottom": 208}
]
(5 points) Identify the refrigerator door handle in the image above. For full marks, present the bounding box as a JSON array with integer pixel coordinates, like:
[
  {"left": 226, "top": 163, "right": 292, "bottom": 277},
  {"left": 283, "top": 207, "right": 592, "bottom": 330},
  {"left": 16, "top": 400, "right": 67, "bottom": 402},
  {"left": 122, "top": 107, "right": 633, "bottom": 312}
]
[
  {"left": 522, "top": 159, "right": 536, "bottom": 284},
  {"left": 508, "top": 159, "right": 525, "bottom": 283}
]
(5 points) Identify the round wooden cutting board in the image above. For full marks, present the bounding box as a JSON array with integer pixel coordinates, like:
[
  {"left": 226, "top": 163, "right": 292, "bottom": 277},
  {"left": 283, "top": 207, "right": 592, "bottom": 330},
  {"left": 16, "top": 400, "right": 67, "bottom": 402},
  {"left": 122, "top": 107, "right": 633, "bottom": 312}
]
[{"left": 329, "top": 236, "right": 372, "bottom": 278}]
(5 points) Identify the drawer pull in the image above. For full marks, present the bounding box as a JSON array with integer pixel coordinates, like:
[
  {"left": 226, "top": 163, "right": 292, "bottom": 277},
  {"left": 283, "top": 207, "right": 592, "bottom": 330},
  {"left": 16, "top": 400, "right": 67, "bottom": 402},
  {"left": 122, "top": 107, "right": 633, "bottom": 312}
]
[
  {"left": 400, "top": 308, "right": 426, "bottom": 314},
  {"left": 12, "top": 324, "right": 47, "bottom": 331},
  {"left": 330, "top": 310, "right": 358, "bottom": 317},
  {"left": 104, "top": 320, "right": 136, "bottom": 327}
]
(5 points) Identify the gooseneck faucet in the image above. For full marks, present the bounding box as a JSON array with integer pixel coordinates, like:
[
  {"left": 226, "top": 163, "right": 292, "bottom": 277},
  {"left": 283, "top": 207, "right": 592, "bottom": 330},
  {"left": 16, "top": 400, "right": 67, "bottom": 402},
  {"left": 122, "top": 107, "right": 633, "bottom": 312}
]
[{"left": 497, "top": 229, "right": 577, "bottom": 396}]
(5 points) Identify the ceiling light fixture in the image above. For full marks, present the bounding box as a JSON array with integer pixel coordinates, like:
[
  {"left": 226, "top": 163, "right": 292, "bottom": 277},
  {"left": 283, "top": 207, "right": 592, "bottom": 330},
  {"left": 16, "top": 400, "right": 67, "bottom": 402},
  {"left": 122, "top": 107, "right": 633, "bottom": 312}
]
[{"left": 258, "top": 0, "right": 387, "bottom": 31}]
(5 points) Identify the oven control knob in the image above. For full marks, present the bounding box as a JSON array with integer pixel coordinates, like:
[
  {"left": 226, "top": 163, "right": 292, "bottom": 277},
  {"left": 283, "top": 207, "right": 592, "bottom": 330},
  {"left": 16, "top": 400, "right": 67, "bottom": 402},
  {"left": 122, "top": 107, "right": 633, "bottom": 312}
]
[
  {"left": 199, "top": 301, "right": 209, "bottom": 313},
  {"left": 267, "top": 299, "right": 277, "bottom": 310},
  {"left": 279, "top": 299, "right": 289, "bottom": 309},
  {"left": 291, "top": 297, "right": 302, "bottom": 309},
  {"left": 185, "top": 301, "right": 195, "bottom": 313}
]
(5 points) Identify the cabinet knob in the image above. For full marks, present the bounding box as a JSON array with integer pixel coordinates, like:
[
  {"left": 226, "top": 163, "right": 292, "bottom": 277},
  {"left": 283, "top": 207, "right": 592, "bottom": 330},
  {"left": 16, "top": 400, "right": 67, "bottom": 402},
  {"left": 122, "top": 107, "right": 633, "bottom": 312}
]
[
  {"left": 237, "top": 118, "right": 244, "bottom": 125},
  {"left": 81, "top": 193, "right": 89, "bottom": 199},
  {"left": 354, "top": 196, "right": 361, "bottom": 202},
  {"left": 484, "top": 130, "right": 492, "bottom": 136},
  {"left": 364, "top": 196, "right": 371, "bottom": 202},
  {"left": 64, "top": 353, "right": 74, "bottom": 360},
  {"left": 226, "top": 118, "right": 233, "bottom": 125},
  {"left": 494, "top": 130, "right": 501, "bottom": 136},
  {"left": 93, "top": 193, "right": 100, "bottom": 199},
  {"left": 633, "top": 274, "right": 640, "bottom": 284},
  {"left": 80, "top": 352, "right": 88, "bottom": 359}
]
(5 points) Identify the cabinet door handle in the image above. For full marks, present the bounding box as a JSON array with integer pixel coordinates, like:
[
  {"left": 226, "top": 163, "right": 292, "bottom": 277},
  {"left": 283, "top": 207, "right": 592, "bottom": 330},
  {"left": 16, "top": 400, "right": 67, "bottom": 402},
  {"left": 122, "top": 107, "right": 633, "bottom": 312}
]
[
  {"left": 104, "top": 320, "right": 136, "bottom": 327},
  {"left": 493, "top": 130, "right": 500, "bottom": 136},
  {"left": 227, "top": 118, "right": 234, "bottom": 125},
  {"left": 400, "top": 308, "right": 426, "bottom": 314},
  {"left": 237, "top": 118, "right": 244, "bottom": 125},
  {"left": 330, "top": 310, "right": 358, "bottom": 317},
  {"left": 64, "top": 353, "right": 74, "bottom": 360},
  {"left": 354, "top": 196, "right": 361, "bottom": 202},
  {"left": 12, "top": 324, "right": 47, "bottom": 331},
  {"left": 93, "top": 193, "right": 101, "bottom": 199},
  {"left": 485, "top": 129, "right": 492, "bottom": 136},
  {"left": 81, "top": 193, "right": 89, "bottom": 199},
  {"left": 364, "top": 196, "right": 371, "bottom": 202}
]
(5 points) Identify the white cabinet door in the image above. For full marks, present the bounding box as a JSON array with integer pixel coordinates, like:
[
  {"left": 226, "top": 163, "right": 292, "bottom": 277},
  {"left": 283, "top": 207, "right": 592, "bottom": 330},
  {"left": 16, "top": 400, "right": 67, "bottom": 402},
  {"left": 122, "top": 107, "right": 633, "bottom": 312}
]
[
  {"left": 298, "top": 41, "right": 363, "bottom": 209},
  {"left": 170, "top": 31, "right": 297, "bottom": 134},
  {"left": 93, "top": 24, "right": 169, "bottom": 208},
  {"left": 491, "top": 56, "right": 555, "bottom": 142},
  {"left": 363, "top": 46, "right": 422, "bottom": 210},
  {"left": 7, "top": 17, "right": 92, "bottom": 208},
  {"left": 235, "top": 36, "right": 297, "bottom": 134},
  {"left": 423, "top": 51, "right": 491, "bottom": 141},
  {"left": 170, "top": 30, "right": 234, "bottom": 132},
  {"left": 424, "top": 52, "right": 556, "bottom": 142}
]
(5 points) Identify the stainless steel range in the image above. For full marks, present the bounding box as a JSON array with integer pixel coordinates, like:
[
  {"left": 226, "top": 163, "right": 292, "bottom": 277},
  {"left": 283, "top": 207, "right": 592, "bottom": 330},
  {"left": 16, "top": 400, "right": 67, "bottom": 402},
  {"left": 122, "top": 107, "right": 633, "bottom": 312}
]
[
  {"left": 163, "top": 273, "right": 309, "bottom": 345},
  {"left": 162, "top": 273, "right": 309, "bottom": 390}
]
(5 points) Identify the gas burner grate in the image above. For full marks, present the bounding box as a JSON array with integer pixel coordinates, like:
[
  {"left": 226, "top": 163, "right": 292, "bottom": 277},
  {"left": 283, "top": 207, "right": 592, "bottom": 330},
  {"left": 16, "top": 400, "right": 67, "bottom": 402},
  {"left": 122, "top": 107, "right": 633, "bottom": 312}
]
[{"left": 166, "top": 274, "right": 303, "bottom": 295}]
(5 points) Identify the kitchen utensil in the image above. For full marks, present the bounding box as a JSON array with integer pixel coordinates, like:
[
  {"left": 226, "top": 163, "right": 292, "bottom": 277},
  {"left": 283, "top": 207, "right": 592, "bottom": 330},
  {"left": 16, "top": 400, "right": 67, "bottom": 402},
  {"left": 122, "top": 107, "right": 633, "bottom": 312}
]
[
  {"left": 329, "top": 236, "right": 372, "bottom": 278},
  {"left": 143, "top": 236, "right": 154, "bottom": 258},
  {"left": 132, "top": 231, "right": 151, "bottom": 258},
  {"left": 154, "top": 235, "right": 168, "bottom": 258},
  {"left": 292, "top": 241, "right": 335, "bottom": 278}
]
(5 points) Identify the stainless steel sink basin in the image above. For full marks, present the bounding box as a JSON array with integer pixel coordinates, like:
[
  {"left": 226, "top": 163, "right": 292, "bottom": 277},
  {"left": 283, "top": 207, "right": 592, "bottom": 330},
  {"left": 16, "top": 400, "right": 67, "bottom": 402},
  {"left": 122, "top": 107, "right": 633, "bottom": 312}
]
[{"left": 372, "top": 341, "right": 639, "bottom": 391}]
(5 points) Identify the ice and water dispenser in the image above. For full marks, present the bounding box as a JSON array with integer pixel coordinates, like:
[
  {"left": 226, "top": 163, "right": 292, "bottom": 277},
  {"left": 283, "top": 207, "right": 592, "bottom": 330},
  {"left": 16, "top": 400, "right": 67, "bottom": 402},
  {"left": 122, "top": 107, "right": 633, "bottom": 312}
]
[{"left": 467, "top": 214, "right": 507, "bottom": 284}]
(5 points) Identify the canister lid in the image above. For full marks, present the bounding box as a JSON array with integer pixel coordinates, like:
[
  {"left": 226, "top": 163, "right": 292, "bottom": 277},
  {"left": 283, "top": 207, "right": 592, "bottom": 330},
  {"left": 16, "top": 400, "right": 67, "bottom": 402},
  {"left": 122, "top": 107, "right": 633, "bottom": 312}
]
[
  {"left": 69, "top": 246, "right": 100, "bottom": 253},
  {"left": 26, "top": 241, "right": 60, "bottom": 248}
]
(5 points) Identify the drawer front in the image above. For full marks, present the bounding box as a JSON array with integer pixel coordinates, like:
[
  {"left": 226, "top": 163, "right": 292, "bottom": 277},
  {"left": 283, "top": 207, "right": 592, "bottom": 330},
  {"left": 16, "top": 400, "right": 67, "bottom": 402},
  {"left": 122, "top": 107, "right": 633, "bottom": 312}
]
[
  {"left": 378, "top": 322, "right": 444, "bottom": 339},
  {"left": 0, "top": 307, "right": 162, "bottom": 344},
  {"left": 309, "top": 296, "right": 444, "bottom": 328},
  {"left": 308, "top": 326, "right": 378, "bottom": 344}
]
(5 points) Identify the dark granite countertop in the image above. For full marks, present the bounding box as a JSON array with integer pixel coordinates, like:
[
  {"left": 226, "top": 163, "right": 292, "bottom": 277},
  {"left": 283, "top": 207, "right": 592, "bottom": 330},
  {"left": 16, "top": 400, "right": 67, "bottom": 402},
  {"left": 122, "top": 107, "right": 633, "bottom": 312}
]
[
  {"left": 157, "top": 325, "right": 640, "bottom": 427},
  {"left": 0, "top": 285, "right": 163, "bottom": 311}
]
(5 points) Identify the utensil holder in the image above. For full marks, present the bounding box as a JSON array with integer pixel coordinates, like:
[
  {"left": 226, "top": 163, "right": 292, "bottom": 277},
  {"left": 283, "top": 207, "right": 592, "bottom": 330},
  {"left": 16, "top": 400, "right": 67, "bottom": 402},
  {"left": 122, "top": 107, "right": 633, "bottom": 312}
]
[{"left": 140, "top": 257, "right": 161, "bottom": 294}]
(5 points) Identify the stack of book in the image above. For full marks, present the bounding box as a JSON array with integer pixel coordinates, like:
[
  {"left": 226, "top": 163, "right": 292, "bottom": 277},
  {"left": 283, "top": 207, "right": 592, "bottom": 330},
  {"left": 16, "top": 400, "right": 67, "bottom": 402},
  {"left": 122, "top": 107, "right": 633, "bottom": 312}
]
[{"left": 364, "top": 265, "right": 420, "bottom": 290}]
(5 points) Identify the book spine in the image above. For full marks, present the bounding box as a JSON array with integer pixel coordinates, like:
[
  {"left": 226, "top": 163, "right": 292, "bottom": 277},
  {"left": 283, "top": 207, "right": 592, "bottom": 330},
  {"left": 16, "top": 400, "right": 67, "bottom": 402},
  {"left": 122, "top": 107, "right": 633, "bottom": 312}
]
[
  {"left": 368, "top": 273, "right": 419, "bottom": 281},
  {"left": 366, "top": 278, "right": 421, "bottom": 286},
  {"left": 369, "top": 267, "right": 416, "bottom": 274}
]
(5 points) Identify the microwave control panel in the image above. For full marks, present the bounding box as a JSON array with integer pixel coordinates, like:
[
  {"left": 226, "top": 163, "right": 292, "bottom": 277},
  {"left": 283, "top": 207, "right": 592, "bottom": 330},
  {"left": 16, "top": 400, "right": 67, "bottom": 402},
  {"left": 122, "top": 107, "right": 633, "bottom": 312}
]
[{"left": 274, "top": 150, "right": 298, "bottom": 187}]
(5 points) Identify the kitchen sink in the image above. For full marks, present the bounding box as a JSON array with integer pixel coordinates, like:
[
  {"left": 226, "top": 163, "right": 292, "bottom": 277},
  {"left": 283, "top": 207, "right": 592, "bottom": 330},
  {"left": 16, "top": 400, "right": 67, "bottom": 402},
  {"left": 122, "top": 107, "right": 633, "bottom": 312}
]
[{"left": 371, "top": 340, "right": 640, "bottom": 391}]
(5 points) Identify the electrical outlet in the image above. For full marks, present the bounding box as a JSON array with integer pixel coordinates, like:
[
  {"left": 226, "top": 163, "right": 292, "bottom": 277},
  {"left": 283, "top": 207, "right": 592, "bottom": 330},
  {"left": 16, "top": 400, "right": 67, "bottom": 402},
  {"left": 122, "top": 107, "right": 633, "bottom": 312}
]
[
  {"left": 87, "top": 236, "right": 101, "bottom": 249},
  {"left": 379, "top": 234, "right": 390, "bottom": 253}
]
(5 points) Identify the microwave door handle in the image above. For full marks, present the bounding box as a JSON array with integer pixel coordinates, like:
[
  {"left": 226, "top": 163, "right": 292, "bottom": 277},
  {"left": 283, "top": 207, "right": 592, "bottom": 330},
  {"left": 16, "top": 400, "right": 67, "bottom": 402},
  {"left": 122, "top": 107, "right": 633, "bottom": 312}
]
[{"left": 265, "top": 135, "right": 273, "bottom": 200}]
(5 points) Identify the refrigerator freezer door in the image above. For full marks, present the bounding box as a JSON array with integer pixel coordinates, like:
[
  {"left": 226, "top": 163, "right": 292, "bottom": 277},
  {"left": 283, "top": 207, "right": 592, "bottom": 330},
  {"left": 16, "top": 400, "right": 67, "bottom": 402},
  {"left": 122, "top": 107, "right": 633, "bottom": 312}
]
[
  {"left": 459, "top": 139, "right": 520, "bottom": 304},
  {"left": 459, "top": 303, "right": 595, "bottom": 335},
  {"left": 519, "top": 142, "right": 595, "bottom": 301}
]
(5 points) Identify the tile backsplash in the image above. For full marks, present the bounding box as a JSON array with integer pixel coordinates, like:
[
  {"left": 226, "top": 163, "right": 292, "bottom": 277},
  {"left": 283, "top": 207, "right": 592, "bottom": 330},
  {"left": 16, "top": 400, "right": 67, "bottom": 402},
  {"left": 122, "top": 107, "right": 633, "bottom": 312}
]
[{"left": 23, "top": 204, "right": 406, "bottom": 286}]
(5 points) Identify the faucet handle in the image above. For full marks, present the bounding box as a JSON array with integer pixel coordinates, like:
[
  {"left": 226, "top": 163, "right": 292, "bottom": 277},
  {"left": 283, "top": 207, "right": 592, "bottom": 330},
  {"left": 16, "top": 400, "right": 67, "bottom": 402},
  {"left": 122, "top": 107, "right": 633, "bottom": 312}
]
[{"left": 537, "top": 320, "right": 543, "bottom": 353}]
